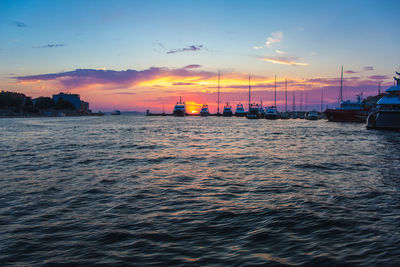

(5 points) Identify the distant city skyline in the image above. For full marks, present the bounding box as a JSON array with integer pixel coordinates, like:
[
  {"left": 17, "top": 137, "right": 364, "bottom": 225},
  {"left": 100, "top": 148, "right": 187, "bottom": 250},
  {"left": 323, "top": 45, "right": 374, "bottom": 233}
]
[{"left": 1, "top": 0, "right": 399, "bottom": 112}]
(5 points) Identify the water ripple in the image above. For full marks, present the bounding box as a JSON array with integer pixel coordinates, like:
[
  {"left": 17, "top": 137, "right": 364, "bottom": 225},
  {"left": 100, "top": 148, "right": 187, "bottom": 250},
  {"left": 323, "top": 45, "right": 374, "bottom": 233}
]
[{"left": 1, "top": 116, "right": 400, "bottom": 265}]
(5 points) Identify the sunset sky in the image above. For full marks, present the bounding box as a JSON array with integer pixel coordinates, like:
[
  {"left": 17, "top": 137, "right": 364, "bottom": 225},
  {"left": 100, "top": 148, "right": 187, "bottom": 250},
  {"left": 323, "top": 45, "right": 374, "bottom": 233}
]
[{"left": 1, "top": 0, "right": 399, "bottom": 112}]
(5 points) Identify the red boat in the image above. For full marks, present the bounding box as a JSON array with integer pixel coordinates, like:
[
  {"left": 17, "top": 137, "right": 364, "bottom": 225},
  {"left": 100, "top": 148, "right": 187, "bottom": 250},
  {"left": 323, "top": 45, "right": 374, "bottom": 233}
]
[{"left": 325, "top": 97, "right": 370, "bottom": 122}]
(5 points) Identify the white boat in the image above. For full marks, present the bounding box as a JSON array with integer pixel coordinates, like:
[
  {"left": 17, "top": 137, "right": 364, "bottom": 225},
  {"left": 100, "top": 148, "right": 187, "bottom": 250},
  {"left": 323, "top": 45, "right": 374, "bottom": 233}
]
[
  {"left": 173, "top": 97, "right": 186, "bottom": 116},
  {"left": 222, "top": 102, "right": 233, "bottom": 117},
  {"left": 111, "top": 110, "right": 121, "bottom": 115},
  {"left": 246, "top": 103, "right": 261, "bottom": 119},
  {"left": 235, "top": 103, "right": 246, "bottom": 117},
  {"left": 200, "top": 104, "right": 210, "bottom": 117},
  {"left": 306, "top": 110, "right": 319, "bottom": 120},
  {"left": 366, "top": 72, "right": 400, "bottom": 130},
  {"left": 265, "top": 106, "right": 280, "bottom": 119}
]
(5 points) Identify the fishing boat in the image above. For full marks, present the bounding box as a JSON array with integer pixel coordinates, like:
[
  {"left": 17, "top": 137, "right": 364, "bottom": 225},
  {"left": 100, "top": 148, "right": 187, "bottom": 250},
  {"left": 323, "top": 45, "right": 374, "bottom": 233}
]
[
  {"left": 246, "top": 103, "right": 261, "bottom": 119},
  {"left": 306, "top": 110, "right": 319, "bottom": 120},
  {"left": 173, "top": 97, "right": 186, "bottom": 116},
  {"left": 222, "top": 102, "right": 233, "bottom": 117},
  {"left": 200, "top": 104, "right": 210, "bottom": 117},
  {"left": 235, "top": 103, "right": 246, "bottom": 117},
  {"left": 265, "top": 106, "right": 280, "bottom": 119},
  {"left": 366, "top": 72, "right": 400, "bottom": 130}
]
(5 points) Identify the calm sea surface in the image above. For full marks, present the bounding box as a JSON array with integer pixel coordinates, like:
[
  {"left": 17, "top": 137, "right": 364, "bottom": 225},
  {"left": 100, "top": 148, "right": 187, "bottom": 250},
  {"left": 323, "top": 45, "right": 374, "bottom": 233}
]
[{"left": 1, "top": 115, "right": 400, "bottom": 266}]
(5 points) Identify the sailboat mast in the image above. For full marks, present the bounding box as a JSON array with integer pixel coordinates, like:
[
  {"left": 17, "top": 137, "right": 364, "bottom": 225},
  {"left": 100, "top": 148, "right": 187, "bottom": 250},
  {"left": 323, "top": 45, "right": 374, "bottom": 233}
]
[
  {"left": 285, "top": 78, "right": 288, "bottom": 112},
  {"left": 292, "top": 88, "right": 295, "bottom": 112},
  {"left": 378, "top": 82, "right": 381, "bottom": 94},
  {"left": 321, "top": 89, "right": 324, "bottom": 112},
  {"left": 248, "top": 75, "right": 251, "bottom": 111},
  {"left": 300, "top": 89, "right": 303, "bottom": 112},
  {"left": 339, "top": 65, "right": 343, "bottom": 104},
  {"left": 217, "top": 70, "right": 220, "bottom": 115},
  {"left": 305, "top": 93, "right": 308, "bottom": 112},
  {"left": 274, "top": 75, "right": 277, "bottom": 107}
]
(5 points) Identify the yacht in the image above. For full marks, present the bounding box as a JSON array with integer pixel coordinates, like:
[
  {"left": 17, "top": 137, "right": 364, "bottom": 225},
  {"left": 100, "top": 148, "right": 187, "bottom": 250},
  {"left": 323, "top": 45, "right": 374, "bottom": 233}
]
[
  {"left": 366, "top": 72, "right": 400, "bottom": 130},
  {"left": 235, "top": 103, "right": 246, "bottom": 117},
  {"left": 265, "top": 106, "right": 280, "bottom": 119},
  {"left": 246, "top": 103, "right": 261, "bottom": 119},
  {"left": 306, "top": 110, "right": 319, "bottom": 120},
  {"left": 200, "top": 104, "right": 210, "bottom": 117},
  {"left": 173, "top": 97, "right": 186, "bottom": 116},
  {"left": 222, "top": 102, "right": 233, "bottom": 117}
]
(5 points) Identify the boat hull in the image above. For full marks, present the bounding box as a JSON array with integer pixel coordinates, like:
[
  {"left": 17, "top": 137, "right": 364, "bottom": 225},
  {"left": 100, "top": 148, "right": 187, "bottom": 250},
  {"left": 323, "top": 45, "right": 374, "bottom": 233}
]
[
  {"left": 235, "top": 113, "right": 246, "bottom": 117},
  {"left": 265, "top": 114, "right": 280, "bottom": 120},
  {"left": 223, "top": 112, "right": 233, "bottom": 117},
  {"left": 246, "top": 114, "right": 260, "bottom": 119},
  {"left": 200, "top": 112, "right": 209, "bottom": 117},
  {"left": 173, "top": 111, "right": 186, "bottom": 117},
  {"left": 325, "top": 109, "right": 368, "bottom": 122},
  {"left": 366, "top": 111, "right": 400, "bottom": 130}
]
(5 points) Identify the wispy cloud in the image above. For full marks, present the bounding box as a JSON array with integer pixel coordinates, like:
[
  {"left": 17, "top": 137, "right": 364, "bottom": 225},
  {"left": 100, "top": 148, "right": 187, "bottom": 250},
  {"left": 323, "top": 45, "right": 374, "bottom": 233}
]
[
  {"left": 253, "top": 46, "right": 263, "bottom": 50},
  {"left": 368, "top": 75, "right": 390, "bottom": 80},
  {"left": 275, "top": 49, "right": 287, "bottom": 55},
  {"left": 167, "top": 45, "right": 204, "bottom": 54},
  {"left": 266, "top": 32, "right": 283, "bottom": 47},
  {"left": 261, "top": 56, "right": 308, "bottom": 66},
  {"left": 344, "top": 70, "right": 358, "bottom": 74},
  {"left": 173, "top": 82, "right": 197, "bottom": 86},
  {"left": 32, "top": 44, "right": 66, "bottom": 49},
  {"left": 183, "top": 64, "right": 202, "bottom": 69},
  {"left": 11, "top": 20, "right": 27, "bottom": 28},
  {"left": 364, "top": 66, "right": 374, "bottom": 71}
]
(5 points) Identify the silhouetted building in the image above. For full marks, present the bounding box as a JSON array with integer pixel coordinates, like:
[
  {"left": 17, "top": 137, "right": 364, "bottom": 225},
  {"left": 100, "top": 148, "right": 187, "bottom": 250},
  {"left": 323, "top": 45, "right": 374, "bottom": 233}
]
[
  {"left": 52, "top": 92, "right": 89, "bottom": 112},
  {"left": 53, "top": 92, "right": 81, "bottom": 110}
]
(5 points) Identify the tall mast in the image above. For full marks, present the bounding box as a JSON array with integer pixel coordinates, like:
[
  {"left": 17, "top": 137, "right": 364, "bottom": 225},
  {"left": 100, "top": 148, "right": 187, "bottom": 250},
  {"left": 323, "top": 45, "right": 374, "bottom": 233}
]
[
  {"left": 378, "top": 82, "right": 381, "bottom": 94},
  {"left": 300, "top": 89, "right": 303, "bottom": 112},
  {"left": 321, "top": 88, "right": 324, "bottom": 112},
  {"left": 285, "top": 78, "right": 288, "bottom": 112},
  {"left": 339, "top": 65, "right": 343, "bottom": 104},
  {"left": 305, "top": 93, "right": 308, "bottom": 112},
  {"left": 292, "top": 88, "right": 295, "bottom": 112},
  {"left": 274, "top": 75, "right": 277, "bottom": 107},
  {"left": 217, "top": 70, "right": 220, "bottom": 115},
  {"left": 248, "top": 75, "right": 251, "bottom": 111}
]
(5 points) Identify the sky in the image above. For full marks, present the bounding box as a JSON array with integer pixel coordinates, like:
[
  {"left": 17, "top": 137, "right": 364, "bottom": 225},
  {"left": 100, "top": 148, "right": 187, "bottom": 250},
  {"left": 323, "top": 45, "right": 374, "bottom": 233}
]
[{"left": 1, "top": 0, "right": 399, "bottom": 112}]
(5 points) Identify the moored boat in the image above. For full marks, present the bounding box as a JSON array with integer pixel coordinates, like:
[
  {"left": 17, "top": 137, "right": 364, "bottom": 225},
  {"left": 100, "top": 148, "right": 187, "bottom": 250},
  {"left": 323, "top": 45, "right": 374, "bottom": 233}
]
[
  {"left": 246, "top": 103, "right": 261, "bottom": 119},
  {"left": 200, "top": 104, "right": 210, "bottom": 117},
  {"left": 325, "top": 96, "right": 369, "bottom": 122},
  {"left": 366, "top": 72, "right": 400, "bottom": 130},
  {"left": 235, "top": 103, "right": 246, "bottom": 117},
  {"left": 222, "top": 102, "right": 233, "bottom": 117},
  {"left": 265, "top": 106, "right": 280, "bottom": 119},
  {"left": 173, "top": 97, "right": 186, "bottom": 116},
  {"left": 306, "top": 110, "right": 319, "bottom": 120}
]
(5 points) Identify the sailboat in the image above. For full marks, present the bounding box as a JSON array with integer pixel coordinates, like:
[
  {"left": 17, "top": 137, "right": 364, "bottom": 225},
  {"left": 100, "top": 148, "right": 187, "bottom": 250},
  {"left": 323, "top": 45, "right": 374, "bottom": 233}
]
[
  {"left": 280, "top": 78, "right": 289, "bottom": 119},
  {"left": 246, "top": 75, "right": 261, "bottom": 119},
  {"left": 265, "top": 75, "right": 280, "bottom": 119}
]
